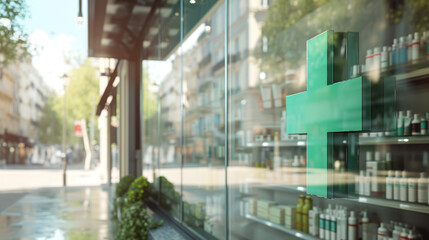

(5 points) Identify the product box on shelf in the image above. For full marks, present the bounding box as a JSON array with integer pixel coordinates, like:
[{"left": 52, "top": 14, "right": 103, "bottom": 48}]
[{"left": 257, "top": 200, "right": 276, "bottom": 219}]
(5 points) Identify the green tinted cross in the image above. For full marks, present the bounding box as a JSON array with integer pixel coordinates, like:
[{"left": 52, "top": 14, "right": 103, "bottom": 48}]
[{"left": 286, "top": 31, "right": 367, "bottom": 198}]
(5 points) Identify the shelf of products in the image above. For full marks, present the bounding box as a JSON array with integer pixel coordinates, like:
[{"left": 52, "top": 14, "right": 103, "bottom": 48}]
[
  {"left": 245, "top": 214, "right": 319, "bottom": 240},
  {"left": 359, "top": 135, "right": 429, "bottom": 145},
  {"left": 252, "top": 183, "right": 429, "bottom": 214}
]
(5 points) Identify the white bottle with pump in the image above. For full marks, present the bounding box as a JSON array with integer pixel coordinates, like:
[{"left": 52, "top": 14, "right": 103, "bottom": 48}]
[
  {"left": 412, "top": 32, "right": 420, "bottom": 63},
  {"left": 348, "top": 211, "right": 357, "bottom": 240},
  {"left": 399, "top": 227, "right": 408, "bottom": 240},
  {"left": 361, "top": 211, "right": 369, "bottom": 240},
  {"left": 392, "top": 225, "right": 401, "bottom": 240},
  {"left": 417, "top": 172, "right": 428, "bottom": 204},
  {"left": 377, "top": 223, "right": 388, "bottom": 240},
  {"left": 400, "top": 171, "right": 408, "bottom": 201},
  {"left": 393, "top": 171, "right": 401, "bottom": 200},
  {"left": 408, "top": 175, "right": 417, "bottom": 202},
  {"left": 408, "top": 229, "right": 418, "bottom": 240},
  {"left": 386, "top": 170, "right": 393, "bottom": 199}
]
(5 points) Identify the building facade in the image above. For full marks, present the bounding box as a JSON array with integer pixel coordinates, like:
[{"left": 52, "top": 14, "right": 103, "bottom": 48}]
[{"left": 90, "top": 0, "right": 429, "bottom": 239}]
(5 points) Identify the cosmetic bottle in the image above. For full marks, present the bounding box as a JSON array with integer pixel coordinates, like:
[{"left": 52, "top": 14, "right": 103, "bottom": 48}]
[
  {"left": 365, "top": 49, "right": 373, "bottom": 71},
  {"left": 421, "top": 113, "right": 428, "bottom": 135},
  {"left": 400, "top": 171, "right": 408, "bottom": 202},
  {"left": 386, "top": 170, "right": 393, "bottom": 200},
  {"left": 392, "top": 38, "right": 399, "bottom": 65},
  {"left": 377, "top": 223, "right": 388, "bottom": 240},
  {"left": 385, "top": 152, "right": 392, "bottom": 170},
  {"left": 365, "top": 171, "right": 371, "bottom": 196},
  {"left": 302, "top": 197, "right": 310, "bottom": 233},
  {"left": 417, "top": 172, "right": 428, "bottom": 204},
  {"left": 397, "top": 111, "right": 404, "bottom": 136},
  {"left": 388, "top": 46, "right": 393, "bottom": 66},
  {"left": 381, "top": 46, "right": 389, "bottom": 70},
  {"left": 420, "top": 31, "right": 428, "bottom": 59},
  {"left": 361, "top": 211, "right": 369, "bottom": 240},
  {"left": 320, "top": 213, "right": 325, "bottom": 239},
  {"left": 373, "top": 47, "right": 381, "bottom": 70},
  {"left": 411, "top": 113, "right": 421, "bottom": 136},
  {"left": 359, "top": 170, "right": 365, "bottom": 195},
  {"left": 392, "top": 225, "right": 401, "bottom": 240},
  {"left": 296, "top": 195, "right": 304, "bottom": 230},
  {"left": 407, "top": 229, "right": 418, "bottom": 240},
  {"left": 408, "top": 175, "right": 417, "bottom": 203},
  {"left": 399, "top": 227, "right": 408, "bottom": 240},
  {"left": 399, "top": 36, "right": 408, "bottom": 63},
  {"left": 348, "top": 211, "right": 357, "bottom": 240},
  {"left": 407, "top": 34, "right": 413, "bottom": 62},
  {"left": 404, "top": 110, "right": 412, "bottom": 136},
  {"left": 393, "top": 171, "right": 401, "bottom": 200},
  {"left": 326, "top": 205, "right": 332, "bottom": 240},
  {"left": 412, "top": 32, "right": 420, "bottom": 63},
  {"left": 338, "top": 209, "right": 347, "bottom": 240},
  {"left": 330, "top": 212, "right": 336, "bottom": 240}
]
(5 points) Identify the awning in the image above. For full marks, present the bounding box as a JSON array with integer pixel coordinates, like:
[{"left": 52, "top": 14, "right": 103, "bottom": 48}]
[{"left": 89, "top": 0, "right": 220, "bottom": 113}]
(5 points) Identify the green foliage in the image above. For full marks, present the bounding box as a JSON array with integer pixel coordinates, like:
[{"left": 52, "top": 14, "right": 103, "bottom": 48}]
[
  {"left": 116, "top": 175, "right": 136, "bottom": 198},
  {"left": 0, "top": 0, "right": 30, "bottom": 66},
  {"left": 126, "top": 176, "right": 151, "bottom": 206},
  {"left": 116, "top": 201, "right": 163, "bottom": 240},
  {"left": 38, "top": 59, "right": 100, "bottom": 145},
  {"left": 38, "top": 92, "right": 62, "bottom": 145},
  {"left": 157, "top": 176, "right": 180, "bottom": 210}
]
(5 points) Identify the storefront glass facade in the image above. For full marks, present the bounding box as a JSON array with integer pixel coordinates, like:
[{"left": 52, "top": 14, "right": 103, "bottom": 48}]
[{"left": 141, "top": 0, "right": 429, "bottom": 239}]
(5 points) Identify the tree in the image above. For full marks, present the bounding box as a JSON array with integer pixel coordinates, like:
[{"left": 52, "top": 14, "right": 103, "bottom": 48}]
[
  {"left": 0, "top": 0, "right": 30, "bottom": 66},
  {"left": 64, "top": 59, "right": 100, "bottom": 145},
  {"left": 38, "top": 92, "right": 62, "bottom": 145}
]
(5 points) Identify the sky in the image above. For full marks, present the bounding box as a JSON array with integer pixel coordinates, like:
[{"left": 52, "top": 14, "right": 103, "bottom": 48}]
[{"left": 24, "top": 0, "right": 88, "bottom": 93}]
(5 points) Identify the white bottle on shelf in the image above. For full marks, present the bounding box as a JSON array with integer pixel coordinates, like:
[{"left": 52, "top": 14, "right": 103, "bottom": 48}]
[
  {"left": 392, "top": 225, "right": 401, "bottom": 240},
  {"left": 388, "top": 46, "right": 393, "bottom": 66},
  {"left": 365, "top": 171, "right": 371, "bottom": 196},
  {"left": 361, "top": 211, "right": 369, "bottom": 240},
  {"left": 320, "top": 213, "right": 325, "bottom": 239},
  {"left": 397, "top": 111, "right": 404, "bottom": 136},
  {"left": 377, "top": 223, "right": 388, "bottom": 240},
  {"left": 399, "top": 227, "right": 409, "bottom": 240},
  {"left": 400, "top": 170, "right": 408, "bottom": 201},
  {"left": 359, "top": 170, "right": 365, "bottom": 195},
  {"left": 338, "top": 209, "right": 347, "bottom": 240},
  {"left": 407, "top": 229, "right": 418, "bottom": 240},
  {"left": 393, "top": 171, "right": 401, "bottom": 200},
  {"left": 411, "top": 113, "right": 421, "bottom": 136},
  {"left": 365, "top": 49, "right": 373, "bottom": 72},
  {"left": 381, "top": 46, "right": 389, "bottom": 71},
  {"left": 348, "top": 211, "right": 357, "bottom": 240},
  {"left": 407, "top": 34, "right": 413, "bottom": 62},
  {"left": 408, "top": 175, "right": 417, "bottom": 202},
  {"left": 373, "top": 47, "right": 381, "bottom": 70},
  {"left": 386, "top": 170, "right": 393, "bottom": 200},
  {"left": 417, "top": 172, "right": 428, "bottom": 204},
  {"left": 412, "top": 32, "right": 420, "bottom": 63},
  {"left": 326, "top": 206, "right": 331, "bottom": 240}
]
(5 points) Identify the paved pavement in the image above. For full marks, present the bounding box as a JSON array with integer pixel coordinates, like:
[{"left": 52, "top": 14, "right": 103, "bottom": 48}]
[{"left": 0, "top": 186, "right": 116, "bottom": 240}]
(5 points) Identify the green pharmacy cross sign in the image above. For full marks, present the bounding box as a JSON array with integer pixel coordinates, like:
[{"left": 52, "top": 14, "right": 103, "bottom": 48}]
[{"left": 286, "top": 31, "right": 369, "bottom": 198}]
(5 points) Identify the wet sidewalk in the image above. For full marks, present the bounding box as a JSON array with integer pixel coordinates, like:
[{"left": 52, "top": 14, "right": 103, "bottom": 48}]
[{"left": 0, "top": 187, "right": 116, "bottom": 240}]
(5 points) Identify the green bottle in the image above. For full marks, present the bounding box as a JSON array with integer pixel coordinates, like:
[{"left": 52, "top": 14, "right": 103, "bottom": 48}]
[
  {"left": 296, "top": 195, "right": 304, "bottom": 230},
  {"left": 302, "top": 197, "right": 310, "bottom": 233}
]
